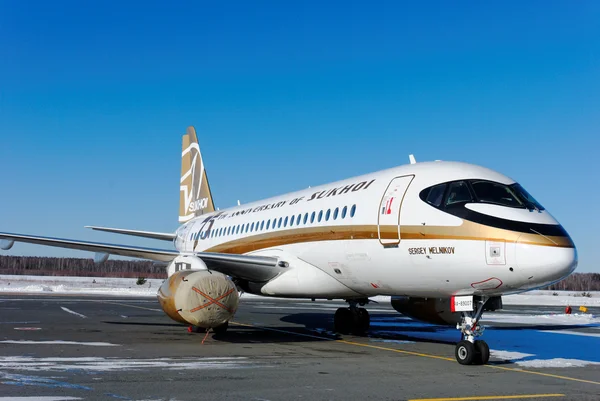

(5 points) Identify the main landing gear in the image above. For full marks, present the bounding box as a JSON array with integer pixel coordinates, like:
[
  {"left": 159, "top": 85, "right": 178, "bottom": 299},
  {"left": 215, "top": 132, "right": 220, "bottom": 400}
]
[
  {"left": 334, "top": 299, "right": 370, "bottom": 335},
  {"left": 455, "top": 297, "right": 490, "bottom": 365}
]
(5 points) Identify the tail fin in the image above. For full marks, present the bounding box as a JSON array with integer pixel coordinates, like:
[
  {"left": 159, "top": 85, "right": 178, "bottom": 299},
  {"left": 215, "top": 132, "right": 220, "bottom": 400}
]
[{"left": 179, "top": 126, "right": 215, "bottom": 223}]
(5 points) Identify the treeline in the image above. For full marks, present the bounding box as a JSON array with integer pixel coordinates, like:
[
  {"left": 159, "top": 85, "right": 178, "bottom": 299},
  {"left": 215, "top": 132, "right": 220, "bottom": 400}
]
[
  {"left": 0, "top": 255, "right": 167, "bottom": 278},
  {"left": 542, "top": 272, "right": 600, "bottom": 292}
]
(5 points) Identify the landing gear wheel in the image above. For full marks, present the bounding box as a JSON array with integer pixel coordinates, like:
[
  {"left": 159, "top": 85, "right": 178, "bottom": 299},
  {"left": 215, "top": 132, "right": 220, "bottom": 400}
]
[
  {"left": 353, "top": 308, "right": 370, "bottom": 335},
  {"left": 474, "top": 340, "right": 490, "bottom": 365},
  {"left": 455, "top": 340, "right": 476, "bottom": 365},
  {"left": 334, "top": 308, "right": 355, "bottom": 334},
  {"left": 213, "top": 321, "right": 229, "bottom": 336}
]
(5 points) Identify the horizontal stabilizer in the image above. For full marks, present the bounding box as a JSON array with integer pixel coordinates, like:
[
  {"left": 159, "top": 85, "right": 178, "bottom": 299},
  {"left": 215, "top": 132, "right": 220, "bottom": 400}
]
[{"left": 85, "top": 226, "right": 176, "bottom": 241}]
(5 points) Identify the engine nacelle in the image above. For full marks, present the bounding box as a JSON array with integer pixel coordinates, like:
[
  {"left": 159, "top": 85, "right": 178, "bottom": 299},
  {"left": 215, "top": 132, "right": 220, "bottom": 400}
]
[
  {"left": 0, "top": 240, "right": 14, "bottom": 250},
  {"left": 166, "top": 254, "right": 211, "bottom": 277},
  {"left": 157, "top": 267, "right": 239, "bottom": 328},
  {"left": 390, "top": 296, "right": 462, "bottom": 325}
]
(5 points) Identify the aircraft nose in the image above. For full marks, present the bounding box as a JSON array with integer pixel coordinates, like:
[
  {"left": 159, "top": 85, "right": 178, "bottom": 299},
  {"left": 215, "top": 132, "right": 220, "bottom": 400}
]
[{"left": 515, "top": 241, "right": 577, "bottom": 289}]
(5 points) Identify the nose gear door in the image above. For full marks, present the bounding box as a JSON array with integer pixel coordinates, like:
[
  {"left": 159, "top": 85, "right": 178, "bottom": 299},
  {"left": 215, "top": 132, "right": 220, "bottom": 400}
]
[{"left": 377, "top": 175, "right": 414, "bottom": 246}]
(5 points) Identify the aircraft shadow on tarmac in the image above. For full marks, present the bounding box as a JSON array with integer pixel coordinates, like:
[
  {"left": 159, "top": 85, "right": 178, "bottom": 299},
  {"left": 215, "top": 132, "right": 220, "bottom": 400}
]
[
  {"left": 101, "top": 319, "right": 333, "bottom": 344},
  {"left": 102, "top": 312, "right": 598, "bottom": 350}
]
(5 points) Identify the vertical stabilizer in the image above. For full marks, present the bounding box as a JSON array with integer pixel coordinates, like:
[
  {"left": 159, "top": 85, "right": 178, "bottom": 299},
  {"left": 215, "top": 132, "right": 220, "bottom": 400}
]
[{"left": 179, "top": 126, "right": 215, "bottom": 223}]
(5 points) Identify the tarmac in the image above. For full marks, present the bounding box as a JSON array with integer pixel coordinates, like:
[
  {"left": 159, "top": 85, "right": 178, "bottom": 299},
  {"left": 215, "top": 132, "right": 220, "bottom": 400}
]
[{"left": 0, "top": 294, "right": 599, "bottom": 401}]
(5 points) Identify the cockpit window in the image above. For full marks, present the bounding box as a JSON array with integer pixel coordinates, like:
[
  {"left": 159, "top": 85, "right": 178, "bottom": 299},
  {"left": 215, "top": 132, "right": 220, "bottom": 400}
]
[
  {"left": 425, "top": 183, "right": 446, "bottom": 207},
  {"left": 420, "top": 179, "right": 545, "bottom": 211},
  {"left": 470, "top": 180, "right": 524, "bottom": 208},
  {"left": 509, "top": 183, "right": 545, "bottom": 211},
  {"left": 445, "top": 181, "right": 473, "bottom": 206}
]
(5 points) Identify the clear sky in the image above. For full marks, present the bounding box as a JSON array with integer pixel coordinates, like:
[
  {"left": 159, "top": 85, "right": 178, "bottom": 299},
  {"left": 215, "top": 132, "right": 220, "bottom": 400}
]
[{"left": 0, "top": 1, "right": 598, "bottom": 272}]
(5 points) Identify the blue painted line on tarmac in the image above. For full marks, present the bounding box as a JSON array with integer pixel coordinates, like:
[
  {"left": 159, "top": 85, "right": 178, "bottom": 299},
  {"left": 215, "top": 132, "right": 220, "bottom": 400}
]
[{"left": 368, "top": 316, "right": 600, "bottom": 363}]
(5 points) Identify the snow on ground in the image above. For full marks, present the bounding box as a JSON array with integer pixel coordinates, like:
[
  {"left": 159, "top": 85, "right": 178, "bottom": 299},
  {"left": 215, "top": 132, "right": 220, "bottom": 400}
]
[
  {"left": 0, "top": 275, "right": 599, "bottom": 307},
  {"left": 0, "top": 356, "right": 258, "bottom": 372},
  {"left": 482, "top": 312, "right": 600, "bottom": 325},
  {"left": 0, "top": 275, "right": 162, "bottom": 297}
]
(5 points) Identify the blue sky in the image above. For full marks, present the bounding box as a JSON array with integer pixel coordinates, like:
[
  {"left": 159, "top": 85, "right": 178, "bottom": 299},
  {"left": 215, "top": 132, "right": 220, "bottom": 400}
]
[{"left": 0, "top": 1, "right": 598, "bottom": 272}]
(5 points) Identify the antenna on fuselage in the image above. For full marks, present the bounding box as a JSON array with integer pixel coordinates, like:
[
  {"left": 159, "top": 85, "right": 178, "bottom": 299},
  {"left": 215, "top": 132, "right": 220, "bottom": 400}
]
[
  {"left": 409, "top": 154, "right": 416, "bottom": 164},
  {"left": 237, "top": 200, "right": 241, "bottom": 206}
]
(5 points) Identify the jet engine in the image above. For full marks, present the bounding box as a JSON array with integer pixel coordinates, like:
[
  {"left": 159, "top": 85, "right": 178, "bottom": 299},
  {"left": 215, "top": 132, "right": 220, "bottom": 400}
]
[
  {"left": 391, "top": 296, "right": 502, "bottom": 326},
  {"left": 157, "top": 261, "right": 239, "bottom": 329}
]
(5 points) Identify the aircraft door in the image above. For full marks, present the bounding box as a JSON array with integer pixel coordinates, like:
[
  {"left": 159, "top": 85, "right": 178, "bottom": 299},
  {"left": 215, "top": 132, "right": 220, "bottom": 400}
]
[{"left": 377, "top": 175, "right": 414, "bottom": 246}]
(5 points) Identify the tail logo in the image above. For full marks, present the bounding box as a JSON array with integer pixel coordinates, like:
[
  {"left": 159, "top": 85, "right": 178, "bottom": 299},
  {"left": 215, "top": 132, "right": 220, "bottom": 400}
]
[{"left": 179, "top": 126, "right": 215, "bottom": 223}]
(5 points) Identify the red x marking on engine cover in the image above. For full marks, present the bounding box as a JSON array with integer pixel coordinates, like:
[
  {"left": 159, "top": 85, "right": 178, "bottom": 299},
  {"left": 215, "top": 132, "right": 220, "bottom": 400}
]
[{"left": 190, "top": 287, "right": 235, "bottom": 313}]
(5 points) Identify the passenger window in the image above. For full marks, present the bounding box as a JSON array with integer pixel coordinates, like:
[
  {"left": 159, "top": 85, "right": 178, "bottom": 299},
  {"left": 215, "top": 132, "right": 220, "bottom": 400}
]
[
  {"left": 341, "top": 206, "right": 347, "bottom": 218},
  {"left": 266, "top": 220, "right": 271, "bottom": 230},
  {"left": 260, "top": 221, "right": 264, "bottom": 230},
  {"left": 426, "top": 184, "right": 447, "bottom": 207},
  {"left": 284, "top": 216, "right": 288, "bottom": 227},
  {"left": 310, "top": 212, "right": 315, "bottom": 223},
  {"left": 471, "top": 180, "right": 524, "bottom": 208},
  {"left": 350, "top": 205, "right": 356, "bottom": 217},
  {"left": 290, "top": 215, "right": 294, "bottom": 226},
  {"left": 445, "top": 181, "right": 473, "bottom": 206},
  {"left": 297, "top": 214, "right": 301, "bottom": 225},
  {"left": 304, "top": 213, "right": 308, "bottom": 224},
  {"left": 333, "top": 207, "right": 339, "bottom": 220},
  {"left": 251, "top": 222, "right": 254, "bottom": 232},
  {"left": 325, "top": 209, "right": 331, "bottom": 221},
  {"left": 278, "top": 217, "right": 282, "bottom": 228},
  {"left": 318, "top": 210, "right": 323, "bottom": 222}
]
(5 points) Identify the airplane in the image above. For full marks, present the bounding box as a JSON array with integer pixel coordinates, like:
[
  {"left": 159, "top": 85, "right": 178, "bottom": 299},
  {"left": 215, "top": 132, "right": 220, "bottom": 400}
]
[{"left": 0, "top": 126, "right": 577, "bottom": 365}]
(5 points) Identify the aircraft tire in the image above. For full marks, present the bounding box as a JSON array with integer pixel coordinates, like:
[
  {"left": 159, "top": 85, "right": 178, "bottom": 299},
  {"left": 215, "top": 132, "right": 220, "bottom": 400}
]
[
  {"left": 352, "top": 308, "right": 370, "bottom": 335},
  {"left": 334, "top": 308, "right": 354, "bottom": 334},
  {"left": 474, "top": 340, "right": 490, "bottom": 365},
  {"left": 455, "top": 340, "right": 476, "bottom": 365}
]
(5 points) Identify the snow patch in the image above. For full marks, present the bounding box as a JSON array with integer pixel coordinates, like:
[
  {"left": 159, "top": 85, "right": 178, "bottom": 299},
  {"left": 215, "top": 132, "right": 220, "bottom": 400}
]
[
  {"left": 60, "top": 307, "right": 87, "bottom": 319},
  {"left": 490, "top": 350, "right": 535, "bottom": 361},
  {"left": 516, "top": 358, "right": 600, "bottom": 368},
  {"left": 0, "top": 340, "right": 119, "bottom": 347},
  {"left": 0, "top": 356, "right": 259, "bottom": 372},
  {"left": 482, "top": 313, "right": 600, "bottom": 325},
  {"left": 539, "top": 330, "right": 600, "bottom": 338}
]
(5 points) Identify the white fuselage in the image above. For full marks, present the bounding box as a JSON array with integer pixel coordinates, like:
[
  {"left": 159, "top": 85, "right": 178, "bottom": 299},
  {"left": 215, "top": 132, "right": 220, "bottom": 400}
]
[{"left": 172, "top": 161, "right": 577, "bottom": 299}]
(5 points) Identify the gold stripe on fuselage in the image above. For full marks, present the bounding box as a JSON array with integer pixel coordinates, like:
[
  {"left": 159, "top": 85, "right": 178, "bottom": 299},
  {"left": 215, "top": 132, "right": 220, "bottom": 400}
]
[{"left": 202, "top": 222, "right": 574, "bottom": 255}]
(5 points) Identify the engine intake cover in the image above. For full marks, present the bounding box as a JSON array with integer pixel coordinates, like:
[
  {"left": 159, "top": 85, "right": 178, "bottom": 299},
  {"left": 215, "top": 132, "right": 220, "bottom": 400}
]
[{"left": 158, "top": 269, "right": 239, "bottom": 328}]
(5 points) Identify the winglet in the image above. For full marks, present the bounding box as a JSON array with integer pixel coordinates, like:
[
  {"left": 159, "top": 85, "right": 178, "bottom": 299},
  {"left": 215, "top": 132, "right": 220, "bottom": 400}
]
[{"left": 179, "top": 126, "right": 215, "bottom": 223}]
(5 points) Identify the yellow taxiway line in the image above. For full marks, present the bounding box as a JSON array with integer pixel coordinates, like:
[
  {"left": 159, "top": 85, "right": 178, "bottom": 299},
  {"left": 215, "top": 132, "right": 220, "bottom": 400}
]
[
  {"left": 408, "top": 395, "right": 564, "bottom": 401},
  {"left": 229, "top": 321, "right": 600, "bottom": 386}
]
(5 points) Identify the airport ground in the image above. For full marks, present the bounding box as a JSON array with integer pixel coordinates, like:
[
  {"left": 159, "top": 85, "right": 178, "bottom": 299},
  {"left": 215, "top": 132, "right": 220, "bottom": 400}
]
[{"left": 0, "top": 294, "right": 599, "bottom": 401}]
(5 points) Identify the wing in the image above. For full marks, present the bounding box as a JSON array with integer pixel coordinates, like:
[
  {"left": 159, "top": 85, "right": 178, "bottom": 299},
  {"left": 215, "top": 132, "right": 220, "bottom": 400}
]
[
  {"left": 0, "top": 232, "right": 282, "bottom": 282},
  {"left": 0, "top": 232, "right": 178, "bottom": 262},
  {"left": 85, "top": 226, "right": 176, "bottom": 241}
]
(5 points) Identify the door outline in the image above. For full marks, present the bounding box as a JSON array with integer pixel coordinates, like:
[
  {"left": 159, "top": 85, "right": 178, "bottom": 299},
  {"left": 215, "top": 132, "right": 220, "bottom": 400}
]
[{"left": 377, "top": 175, "right": 415, "bottom": 246}]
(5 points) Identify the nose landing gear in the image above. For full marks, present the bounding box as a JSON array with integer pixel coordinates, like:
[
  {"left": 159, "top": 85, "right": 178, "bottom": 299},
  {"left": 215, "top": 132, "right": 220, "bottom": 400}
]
[
  {"left": 455, "top": 296, "right": 490, "bottom": 365},
  {"left": 334, "top": 299, "right": 370, "bottom": 335}
]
